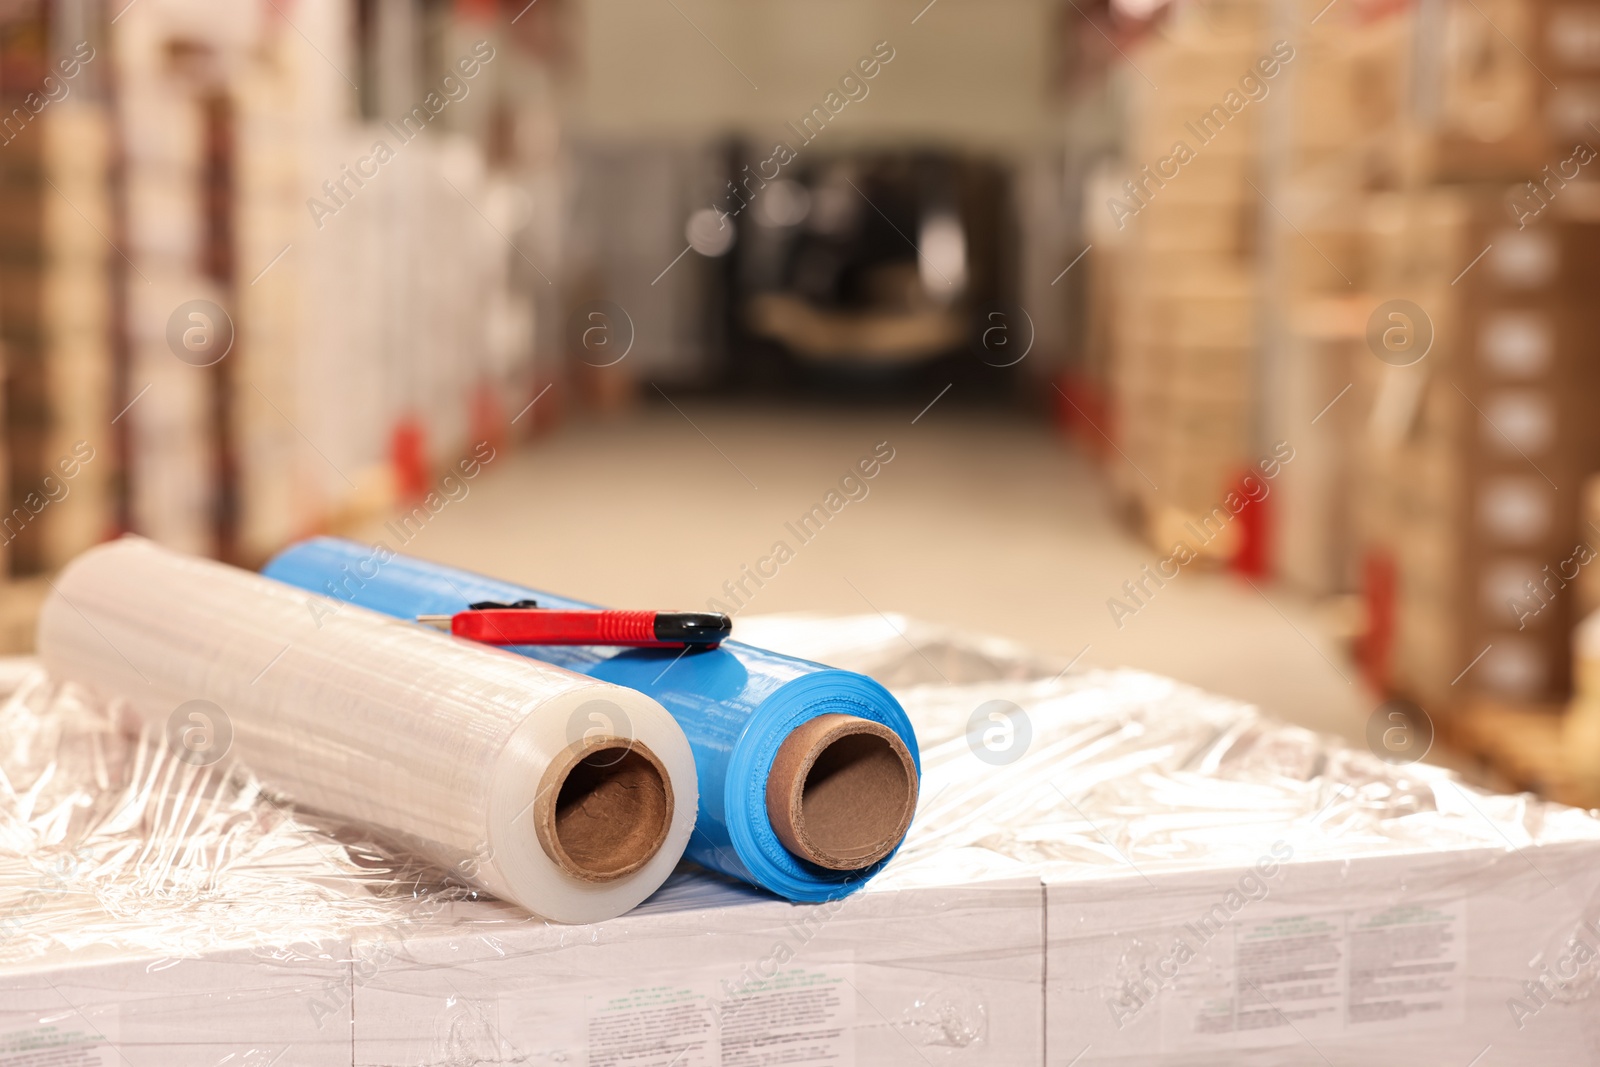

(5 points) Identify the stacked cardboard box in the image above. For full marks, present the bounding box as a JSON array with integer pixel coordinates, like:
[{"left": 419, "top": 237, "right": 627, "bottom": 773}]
[
  {"left": 1333, "top": 0, "right": 1600, "bottom": 719},
  {"left": 0, "top": 0, "right": 551, "bottom": 645},
  {"left": 0, "top": 8, "right": 42, "bottom": 590},
  {"left": 117, "top": 6, "right": 222, "bottom": 558},
  {"left": 228, "top": 0, "right": 395, "bottom": 561},
  {"left": 35, "top": 0, "right": 539, "bottom": 570},
  {"left": 1356, "top": 187, "right": 1600, "bottom": 710},
  {"left": 1264, "top": 4, "right": 1411, "bottom": 594},
  {"left": 230, "top": 20, "right": 309, "bottom": 562},
  {"left": 1103, "top": 0, "right": 1600, "bottom": 623},
  {"left": 35, "top": 103, "right": 115, "bottom": 569},
  {"left": 0, "top": 7, "right": 115, "bottom": 584},
  {"left": 1107, "top": 2, "right": 1268, "bottom": 543},
  {"left": 1423, "top": 0, "right": 1600, "bottom": 181}
]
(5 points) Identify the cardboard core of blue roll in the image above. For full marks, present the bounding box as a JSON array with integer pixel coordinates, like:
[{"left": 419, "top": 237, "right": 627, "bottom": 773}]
[
  {"left": 536, "top": 736, "right": 673, "bottom": 883},
  {"left": 764, "top": 714, "right": 919, "bottom": 871}
]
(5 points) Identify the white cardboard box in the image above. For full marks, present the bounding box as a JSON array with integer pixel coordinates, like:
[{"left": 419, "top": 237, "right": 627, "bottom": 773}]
[
  {"left": 1046, "top": 842, "right": 1600, "bottom": 1065},
  {"left": 0, "top": 941, "right": 354, "bottom": 1066},
  {"left": 0, "top": 872, "right": 1041, "bottom": 1067},
  {"left": 353, "top": 869, "right": 1043, "bottom": 1067},
  {"left": 13, "top": 621, "right": 1600, "bottom": 1066}
]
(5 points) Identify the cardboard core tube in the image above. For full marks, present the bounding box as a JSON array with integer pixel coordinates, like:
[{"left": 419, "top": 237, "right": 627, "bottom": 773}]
[
  {"left": 765, "top": 713, "right": 919, "bottom": 871},
  {"left": 535, "top": 737, "right": 673, "bottom": 883}
]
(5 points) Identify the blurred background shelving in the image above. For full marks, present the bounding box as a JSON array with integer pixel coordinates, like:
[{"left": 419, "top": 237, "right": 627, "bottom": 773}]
[{"left": 4, "top": 0, "right": 1600, "bottom": 801}]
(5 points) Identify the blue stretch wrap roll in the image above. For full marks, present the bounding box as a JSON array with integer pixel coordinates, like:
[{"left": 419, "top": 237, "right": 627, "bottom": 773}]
[{"left": 262, "top": 538, "right": 920, "bottom": 902}]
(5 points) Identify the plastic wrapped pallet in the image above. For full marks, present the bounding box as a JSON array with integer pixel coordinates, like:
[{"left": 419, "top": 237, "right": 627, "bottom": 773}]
[
  {"left": 0, "top": 653, "right": 1038, "bottom": 1066},
  {"left": 761, "top": 614, "right": 1600, "bottom": 1066},
  {"left": 8, "top": 613, "right": 1600, "bottom": 1064}
]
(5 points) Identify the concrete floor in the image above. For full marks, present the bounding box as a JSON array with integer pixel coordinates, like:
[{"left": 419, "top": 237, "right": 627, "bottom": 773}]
[{"left": 351, "top": 404, "right": 1375, "bottom": 743}]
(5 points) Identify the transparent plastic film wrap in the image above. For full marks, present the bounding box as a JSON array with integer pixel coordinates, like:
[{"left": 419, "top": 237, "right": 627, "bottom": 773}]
[
  {"left": 34, "top": 538, "right": 698, "bottom": 924},
  {"left": 261, "top": 537, "right": 922, "bottom": 901},
  {"left": 722, "top": 614, "right": 1600, "bottom": 873},
  {"left": 9, "top": 611, "right": 1600, "bottom": 1063}
]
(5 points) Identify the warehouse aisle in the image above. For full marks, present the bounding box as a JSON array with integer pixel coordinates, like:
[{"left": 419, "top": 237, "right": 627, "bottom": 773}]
[{"left": 351, "top": 405, "right": 1374, "bottom": 743}]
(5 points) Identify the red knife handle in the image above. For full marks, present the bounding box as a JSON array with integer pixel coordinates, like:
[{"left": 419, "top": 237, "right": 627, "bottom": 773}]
[{"left": 452, "top": 609, "right": 660, "bottom": 646}]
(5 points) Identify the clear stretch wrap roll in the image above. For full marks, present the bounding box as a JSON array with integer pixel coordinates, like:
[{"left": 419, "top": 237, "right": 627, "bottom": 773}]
[
  {"left": 263, "top": 538, "right": 922, "bottom": 902},
  {"left": 35, "top": 538, "right": 698, "bottom": 924}
]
